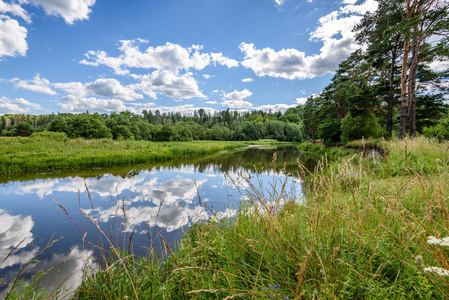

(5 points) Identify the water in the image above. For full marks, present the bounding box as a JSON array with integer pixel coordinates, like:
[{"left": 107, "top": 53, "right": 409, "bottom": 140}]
[{"left": 0, "top": 145, "right": 315, "bottom": 296}]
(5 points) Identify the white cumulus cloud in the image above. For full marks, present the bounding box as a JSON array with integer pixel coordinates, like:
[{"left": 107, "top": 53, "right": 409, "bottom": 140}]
[
  {"left": 0, "top": 1, "right": 31, "bottom": 23},
  {"left": 223, "top": 88, "right": 253, "bottom": 101},
  {"left": 221, "top": 99, "right": 253, "bottom": 109},
  {"left": 242, "top": 78, "right": 253, "bottom": 82},
  {"left": 0, "top": 96, "right": 42, "bottom": 114},
  {"left": 254, "top": 103, "right": 297, "bottom": 112},
  {"left": 11, "top": 74, "right": 57, "bottom": 95},
  {"left": 80, "top": 39, "right": 238, "bottom": 75},
  {"left": 58, "top": 95, "right": 128, "bottom": 113},
  {"left": 19, "top": 0, "right": 95, "bottom": 24},
  {"left": 85, "top": 78, "right": 143, "bottom": 101},
  {"left": 296, "top": 97, "right": 308, "bottom": 105},
  {"left": 240, "top": 0, "right": 378, "bottom": 80},
  {"left": 133, "top": 70, "right": 206, "bottom": 100},
  {"left": 0, "top": 17, "right": 27, "bottom": 57},
  {"left": 429, "top": 59, "right": 449, "bottom": 72}
]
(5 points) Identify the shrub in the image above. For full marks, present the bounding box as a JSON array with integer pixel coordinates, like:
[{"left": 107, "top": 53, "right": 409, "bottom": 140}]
[
  {"left": 341, "top": 111, "right": 381, "bottom": 142},
  {"left": 30, "top": 131, "right": 68, "bottom": 141}
]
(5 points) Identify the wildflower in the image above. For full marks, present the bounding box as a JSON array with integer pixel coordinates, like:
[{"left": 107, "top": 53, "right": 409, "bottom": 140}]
[
  {"left": 415, "top": 255, "right": 423, "bottom": 267},
  {"left": 283, "top": 297, "right": 289, "bottom": 299},
  {"left": 351, "top": 259, "right": 354, "bottom": 263},
  {"left": 427, "top": 236, "right": 449, "bottom": 247},
  {"left": 424, "top": 267, "right": 449, "bottom": 276}
]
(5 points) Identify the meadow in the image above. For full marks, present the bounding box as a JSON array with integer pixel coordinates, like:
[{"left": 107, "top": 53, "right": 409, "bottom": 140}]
[
  {"left": 0, "top": 132, "right": 256, "bottom": 176},
  {"left": 4, "top": 136, "right": 449, "bottom": 299}
]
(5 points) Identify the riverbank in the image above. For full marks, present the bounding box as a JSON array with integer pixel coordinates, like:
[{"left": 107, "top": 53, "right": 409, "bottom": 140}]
[
  {"left": 6, "top": 137, "right": 449, "bottom": 299},
  {"left": 0, "top": 134, "right": 277, "bottom": 177}
]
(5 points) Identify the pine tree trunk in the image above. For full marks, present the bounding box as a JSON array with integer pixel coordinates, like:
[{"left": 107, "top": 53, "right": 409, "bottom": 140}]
[
  {"left": 408, "top": 23, "right": 420, "bottom": 136},
  {"left": 399, "top": 39, "right": 410, "bottom": 140},
  {"left": 387, "top": 47, "right": 397, "bottom": 137}
]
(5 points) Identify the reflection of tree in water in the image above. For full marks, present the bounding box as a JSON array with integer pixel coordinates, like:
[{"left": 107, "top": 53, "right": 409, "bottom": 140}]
[
  {"left": 196, "top": 146, "right": 317, "bottom": 175},
  {"left": 1, "top": 146, "right": 317, "bottom": 184}
]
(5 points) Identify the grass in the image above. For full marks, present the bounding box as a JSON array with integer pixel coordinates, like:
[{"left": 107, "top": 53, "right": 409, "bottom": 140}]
[
  {"left": 0, "top": 136, "right": 261, "bottom": 176},
  {"left": 297, "top": 141, "right": 355, "bottom": 161},
  {"left": 4, "top": 136, "right": 449, "bottom": 299}
]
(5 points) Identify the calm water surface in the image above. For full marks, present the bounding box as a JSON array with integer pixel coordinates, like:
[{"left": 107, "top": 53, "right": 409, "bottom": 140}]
[{"left": 0, "top": 145, "right": 315, "bottom": 295}]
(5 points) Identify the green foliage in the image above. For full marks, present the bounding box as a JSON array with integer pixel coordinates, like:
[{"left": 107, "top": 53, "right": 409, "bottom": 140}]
[
  {"left": 423, "top": 114, "right": 449, "bottom": 141},
  {"left": 0, "top": 139, "right": 253, "bottom": 175},
  {"left": 29, "top": 131, "right": 68, "bottom": 142},
  {"left": 77, "top": 251, "right": 163, "bottom": 300},
  {"left": 318, "top": 118, "right": 341, "bottom": 146},
  {"left": 13, "top": 122, "right": 33, "bottom": 137},
  {"left": 341, "top": 111, "right": 382, "bottom": 142}
]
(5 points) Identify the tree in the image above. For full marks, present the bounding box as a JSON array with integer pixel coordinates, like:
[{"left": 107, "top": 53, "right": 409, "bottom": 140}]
[
  {"left": 355, "top": 0, "right": 404, "bottom": 136},
  {"left": 397, "top": 0, "right": 449, "bottom": 138},
  {"left": 303, "top": 96, "right": 321, "bottom": 142},
  {"left": 14, "top": 122, "right": 33, "bottom": 137}
]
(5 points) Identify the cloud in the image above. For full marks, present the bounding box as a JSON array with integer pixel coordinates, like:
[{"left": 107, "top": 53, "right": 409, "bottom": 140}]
[
  {"left": 135, "top": 104, "right": 216, "bottom": 115},
  {"left": 0, "top": 210, "right": 37, "bottom": 270},
  {"left": 429, "top": 59, "right": 449, "bottom": 72},
  {"left": 91, "top": 202, "right": 210, "bottom": 232},
  {"left": 296, "top": 97, "right": 308, "bottom": 105},
  {"left": 221, "top": 89, "right": 253, "bottom": 108},
  {"left": 11, "top": 74, "right": 57, "bottom": 95},
  {"left": 275, "top": 0, "right": 285, "bottom": 5},
  {"left": 242, "top": 78, "right": 253, "bottom": 82},
  {"left": 0, "top": 96, "right": 42, "bottom": 114},
  {"left": 239, "top": 42, "right": 311, "bottom": 79},
  {"left": 19, "top": 0, "right": 96, "bottom": 24},
  {"left": 210, "top": 52, "right": 239, "bottom": 68},
  {"left": 133, "top": 70, "right": 206, "bottom": 99},
  {"left": 85, "top": 78, "right": 143, "bottom": 101},
  {"left": 0, "top": 1, "right": 31, "bottom": 23},
  {"left": 221, "top": 99, "right": 253, "bottom": 109},
  {"left": 54, "top": 81, "right": 87, "bottom": 98},
  {"left": 203, "top": 74, "right": 213, "bottom": 79},
  {"left": 0, "top": 17, "right": 27, "bottom": 57},
  {"left": 253, "top": 103, "right": 297, "bottom": 112},
  {"left": 240, "top": 0, "right": 378, "bottom": 80},
  {"left": 58, "top": 95, "right": 128, "bottom": 113},
  {"left": 223, "top": 88, "right": 252, "bottom": 101},
  {"left": 80, "top": 39, "right": 238, "bottom": 75}
]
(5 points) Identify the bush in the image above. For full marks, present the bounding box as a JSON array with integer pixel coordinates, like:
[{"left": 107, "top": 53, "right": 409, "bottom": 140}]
[
  {"left": 318, "top": 119, "right": 341, "bottom": 146},
  {"left": 13, "top": 122, "right": 33, "bottom": 137},
  {"left": 30, "top": 131, "right": 68, "bottom": 141},
  {"left": 423, "top": 116, "right": 449, "bottom": 141},
  {"left": 341, "top": 111, "right": 381, "bottom": 143}
]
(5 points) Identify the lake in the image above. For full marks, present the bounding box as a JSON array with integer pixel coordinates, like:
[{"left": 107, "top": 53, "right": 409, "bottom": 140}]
[{"left": 0, "top": 145, "right": 316, "bottom": 296}]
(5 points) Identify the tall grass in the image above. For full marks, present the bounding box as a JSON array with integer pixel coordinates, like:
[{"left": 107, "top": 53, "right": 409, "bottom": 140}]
[{"left": 4, "top": 137, "right": 449, "bottom": 299}]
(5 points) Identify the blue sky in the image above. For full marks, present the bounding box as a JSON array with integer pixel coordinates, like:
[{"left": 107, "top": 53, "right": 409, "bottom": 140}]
[{"left": 0, "top": 0, "right": 380, "bottom": 115}]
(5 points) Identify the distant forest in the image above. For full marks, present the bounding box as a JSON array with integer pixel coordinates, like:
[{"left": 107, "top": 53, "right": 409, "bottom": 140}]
[{"left": 0, "top": 108, "right": 304, "bottom": 142}]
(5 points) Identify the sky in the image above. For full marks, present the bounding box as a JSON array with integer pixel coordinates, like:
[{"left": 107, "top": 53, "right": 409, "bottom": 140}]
[{"left": 0, "top": 0, "right": 382, "bottom": 115}]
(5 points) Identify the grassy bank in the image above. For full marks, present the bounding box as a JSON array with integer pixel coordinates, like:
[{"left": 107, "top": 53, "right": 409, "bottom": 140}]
[
  {"left": 5, "top": 137, "right": 449, "bottom": 299},
  {"left": 0, "top": 135, "right": 257, "bottom": 176}
]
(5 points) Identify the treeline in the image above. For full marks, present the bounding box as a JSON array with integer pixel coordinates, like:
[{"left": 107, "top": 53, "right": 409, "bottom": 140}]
[
  {"left": 0, "top": 108, "right": 304, "bottom": 142},
  {"left": 303, "top": 0, "right": 449, "bottom": 145}
]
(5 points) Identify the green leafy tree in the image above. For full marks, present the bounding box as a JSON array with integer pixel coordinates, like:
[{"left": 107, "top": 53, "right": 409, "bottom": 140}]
[
  {"left": 14, "top": 122, "right": 33, "bottom": 137},
  {"left": 341, "top": 111, "right": 382, "bottom": 142}
]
